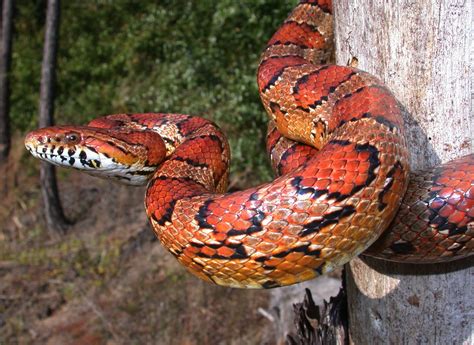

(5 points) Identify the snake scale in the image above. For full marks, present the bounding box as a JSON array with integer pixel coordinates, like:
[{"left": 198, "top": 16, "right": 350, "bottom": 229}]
[{"left": 25, "top": 0, "right": 473, "bottom": 288}]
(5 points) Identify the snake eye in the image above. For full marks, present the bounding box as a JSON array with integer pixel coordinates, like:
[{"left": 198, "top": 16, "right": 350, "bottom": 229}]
[{"left": 65, "top": 132, "right": 80, "bottom": 144}]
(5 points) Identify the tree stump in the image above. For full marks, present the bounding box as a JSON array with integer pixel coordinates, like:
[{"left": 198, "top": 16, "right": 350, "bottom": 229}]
[{"left": 334, "top": 0, "right": 473, "bottom": 343}]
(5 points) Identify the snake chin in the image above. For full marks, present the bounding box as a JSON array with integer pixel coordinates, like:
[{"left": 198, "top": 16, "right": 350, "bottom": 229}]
[{"left": 25, "top": 141, "right": 153, "bottom": 186}]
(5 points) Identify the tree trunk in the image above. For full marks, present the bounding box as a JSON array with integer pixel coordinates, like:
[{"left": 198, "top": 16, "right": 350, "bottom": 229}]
[
  {"left": 0, "top": 0, "right": 13, "bottom": 163},
  {"left": 333, "top": 1, "right": 473, "bottom": 344},
  {"left": 39, "top": 0, "right": 68, "bottom": 235}
]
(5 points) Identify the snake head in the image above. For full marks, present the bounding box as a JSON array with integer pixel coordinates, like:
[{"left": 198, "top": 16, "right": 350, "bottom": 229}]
[{"left": 25, "top": 125, "right": 167, "bottom": 186}]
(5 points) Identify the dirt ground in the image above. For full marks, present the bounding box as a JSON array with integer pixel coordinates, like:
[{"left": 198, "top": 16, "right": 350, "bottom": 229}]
[
  {"left": 0, "top": 140, "right": 275, "bottom": 344},
  {"left": 0, "top": 138, "right": 340, "bottom": 344}
]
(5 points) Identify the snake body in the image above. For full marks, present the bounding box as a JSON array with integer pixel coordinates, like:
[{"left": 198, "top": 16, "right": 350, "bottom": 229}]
[{"left": 25, "top": 0, "right": 473, "bottom": 288}]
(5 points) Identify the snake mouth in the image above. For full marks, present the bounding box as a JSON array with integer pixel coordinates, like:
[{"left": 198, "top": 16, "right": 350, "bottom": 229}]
[
  {"left": 25, "top": 140, "right": 103, "bottom": 169},
  {"left": 25, "top": 132, "right": 157, "bottom": 186}
]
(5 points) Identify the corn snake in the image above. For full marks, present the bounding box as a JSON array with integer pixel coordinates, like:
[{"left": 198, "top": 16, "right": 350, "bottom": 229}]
[{"left": 25, "top": 0, "right": 473, "bottom": 288}]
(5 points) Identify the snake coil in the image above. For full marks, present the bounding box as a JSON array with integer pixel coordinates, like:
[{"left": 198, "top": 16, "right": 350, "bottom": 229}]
[{"left": 25, "top": 0, "right": 473, "bottom": 288}]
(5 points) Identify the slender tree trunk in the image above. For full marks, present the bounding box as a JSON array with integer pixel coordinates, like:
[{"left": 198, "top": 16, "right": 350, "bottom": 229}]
[
  {"left": 39, "top": 0, "right": 68, "bottom": 235},
  {"left": 334, "top": 1, "right": 472, "bottom": 344},
  {"left": 0, "top": 0, "right": 13, "bottom": 163}
]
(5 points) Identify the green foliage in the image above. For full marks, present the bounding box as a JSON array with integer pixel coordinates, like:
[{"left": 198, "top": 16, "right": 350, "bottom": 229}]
[{"left": 12, "top": 0, "right": 295, "bottom": 184}]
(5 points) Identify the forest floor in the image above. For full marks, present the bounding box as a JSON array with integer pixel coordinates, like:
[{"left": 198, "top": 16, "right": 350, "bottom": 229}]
[
  {"left": 0, "top": 136, "right": 340, "bottom": 345},
  {"left": 0, "top": 137, "right": 271, "bottom": 344}
]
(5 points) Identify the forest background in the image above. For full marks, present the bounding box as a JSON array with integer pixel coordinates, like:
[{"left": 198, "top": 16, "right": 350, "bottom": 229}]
[{"left": 1, "top": 1, "right": 339, "bottom": 344}]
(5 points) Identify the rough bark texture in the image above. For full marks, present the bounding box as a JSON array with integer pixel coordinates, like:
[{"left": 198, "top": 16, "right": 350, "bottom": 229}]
[
  {"left": 39, "top": 0, "right": 68, "bottom": 235},
  {"left": 333, "top": 1, "right": 473, "bottom": 344},
  {"left": 0, "top": 0, "right": 13, "bottom": 163}
]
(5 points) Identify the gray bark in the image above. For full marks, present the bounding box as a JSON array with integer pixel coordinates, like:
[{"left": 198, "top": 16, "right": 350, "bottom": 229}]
[
  {"left": 0, "top": 0, "right": 13, "bottom": 163},
  {"left": 39, "top": 0, "right": 68, "bottom": 235},
  {"left": 333, "top": 1, "right": 473, "bottom": 344}
]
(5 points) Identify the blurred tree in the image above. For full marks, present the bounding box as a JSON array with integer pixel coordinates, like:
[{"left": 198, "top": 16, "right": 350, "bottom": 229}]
[
  {"left": 0, "top": 0, "right": 13, "bottom": 163},
  {"left": 11, "top": 1, "right": 294, "bottom": 186},
  {"left": 39, "top": 0, "right": 69, "bottom": 235}
]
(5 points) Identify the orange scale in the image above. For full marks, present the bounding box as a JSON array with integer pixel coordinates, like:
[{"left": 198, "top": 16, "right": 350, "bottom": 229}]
[
  {"left": 332, "top": 170, "right": 346, "bottom": 181},
  {"left": 222, "top": 213, "right": 238, "bottom": 223},
  {"left": 288, "top": 264, "right": 307, "bottom": 275},
  {"left": 437, "top": 187, "right": 454, "bottom": 199},
  {"left": 233, "top": 218, "right": 252, "bottom": 231},
  {"left": 232, "top": 273, "right": 248, "bottom": 282},
  {"left": 224, "top": 260, "right": 244, "bottom": 272},
  {"left": 332, "top": 222, "right": 350, "bottom": 236},
  {"left": 288, "top": 211, "right": 309, "bottom": 224},
  {"left": 437, "top": 176, "right": 453, "bottom": 185},
  {"left": 243, "top": 235, "right": 262, "bottom": 247},
  {"left": 315, "top": 179, "right": 331, "bottom": 189},
  {"left": 264, "top": 231, "right": 283, "bottom": 242},
  {"left": 247, "top": 199, "right": 264, "bottom": 209},
  {"left": 332, "top": 159, "right": 347, "bottom": 170},
  {"left": 184, "top": 246, "right": 200, "bottom": 256},
  {"left": 309, "top": 203, "right": 329, "bottom": 216},
  {"left": 295, "top": 255, "right": 315, "bottom": 267},
  {"left": 343, "top": 145, "right": 357, "bottom": 154},
  {"left": 240, "top": 209, "right": 256, "bottom": 220},
  {"left": 279, "top": 274, "right": 298, "bottom": 286},
  {"left": 216, "top": 246, "right": 235, "bottom": 258},
  {"left": 338, "top": 183, "right": 355, "bottom": 196},
  {"left": 206, "top": 214, "right": 220, "bottom": 225},
  {"left": 200, "top": 246, "right": 216, "bottom": 257},
  {"left": 275, "top": 261, "right": 296, "bottom": 272},
  {"left": 318, "top": 168, "right": 334, "bottom": 178},
  {"left": 354, "top": 174, "right": 368, "bottom": 186},
  {"left": 297, "top": 269, "right": 318, "bottom": 282},
  {"left": 456, "top": 198, "right": 473, "bottom": 213},
  {"left": 217, "top": 199, "right": 235, "bottom": 209},
  {"left": 448, "top": 210, "right": 466, "bottom": 224},
  {"left": 284, "top": 252, "right": 305, "bottom": 262},
  {"left": 214, "top": 232, "right": 228, "bottom": 242},
  {"left": 268, "top": 269, "right": 286, "bottom": 279},
  {"left": 262, "top": 257, "right": 283, "bottom": 268},
  {"left": 447, "top": 192, "right": 463, "bottom": 206},
  {"left": 430, "top": 198, "right": 445, "bottom": 209},
  {"left": 343, "top": 170, "right": 358, "bottom": 183},
  {"left": 210, "top": 206, "right": 226, "bottom": 217},
  {"left": 356, "top": 199, "right": 371, "bottom": 213},
  {"left": 301, "top": 177, "right": 317, "bottom": 186},
  {"left": 294, "top": 200, "right": 311, "bottom": 211},
  {"left": 265, "top": 192, "right": 280, "bottom": 202},
  {"left": 438, "top": 204, "right": 456, "bottom": 218},
  {"left": 279, "top": 235, "right": 298, "bottom": 247},
  {"left": 273, "top": 208, "right": 292, "bottom": 220},
  {"left": 299, "top": 168, "right": 316, "bottom": 182},
  {"left": 328, "top": 180, "right": 344, "bottom": 194},
  {"left": 455, "top": 181, "right": 472, "bottom": 192},
  {"left": 237, "top": 266, "right": 257, "bottom": 279},
  {"left": 193, "top": 231, "right": 210, "bottom": 243},
  {"left": 215, "top": 221, "right": 232, "bottom": 232},
  {"left": 229, "top": 203, "right": 243, "bottom": 213},
  {"left": 332, "top": 151, "right": 346, "bottom": 160},
  {"left": 358, "top": 159, "right": 370, "bottom": 170},
  {"left": 256, "top": 241, "right": 278, "bottom": 254},
  {"left": 267, "top": 220, "right": 288, "bottom": 232},
  {"left": 346, "top": 160, "right": 360, "bottom": 172},
  {"left": 318, "top": 160, "right": 332, "bottom": 169}
]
